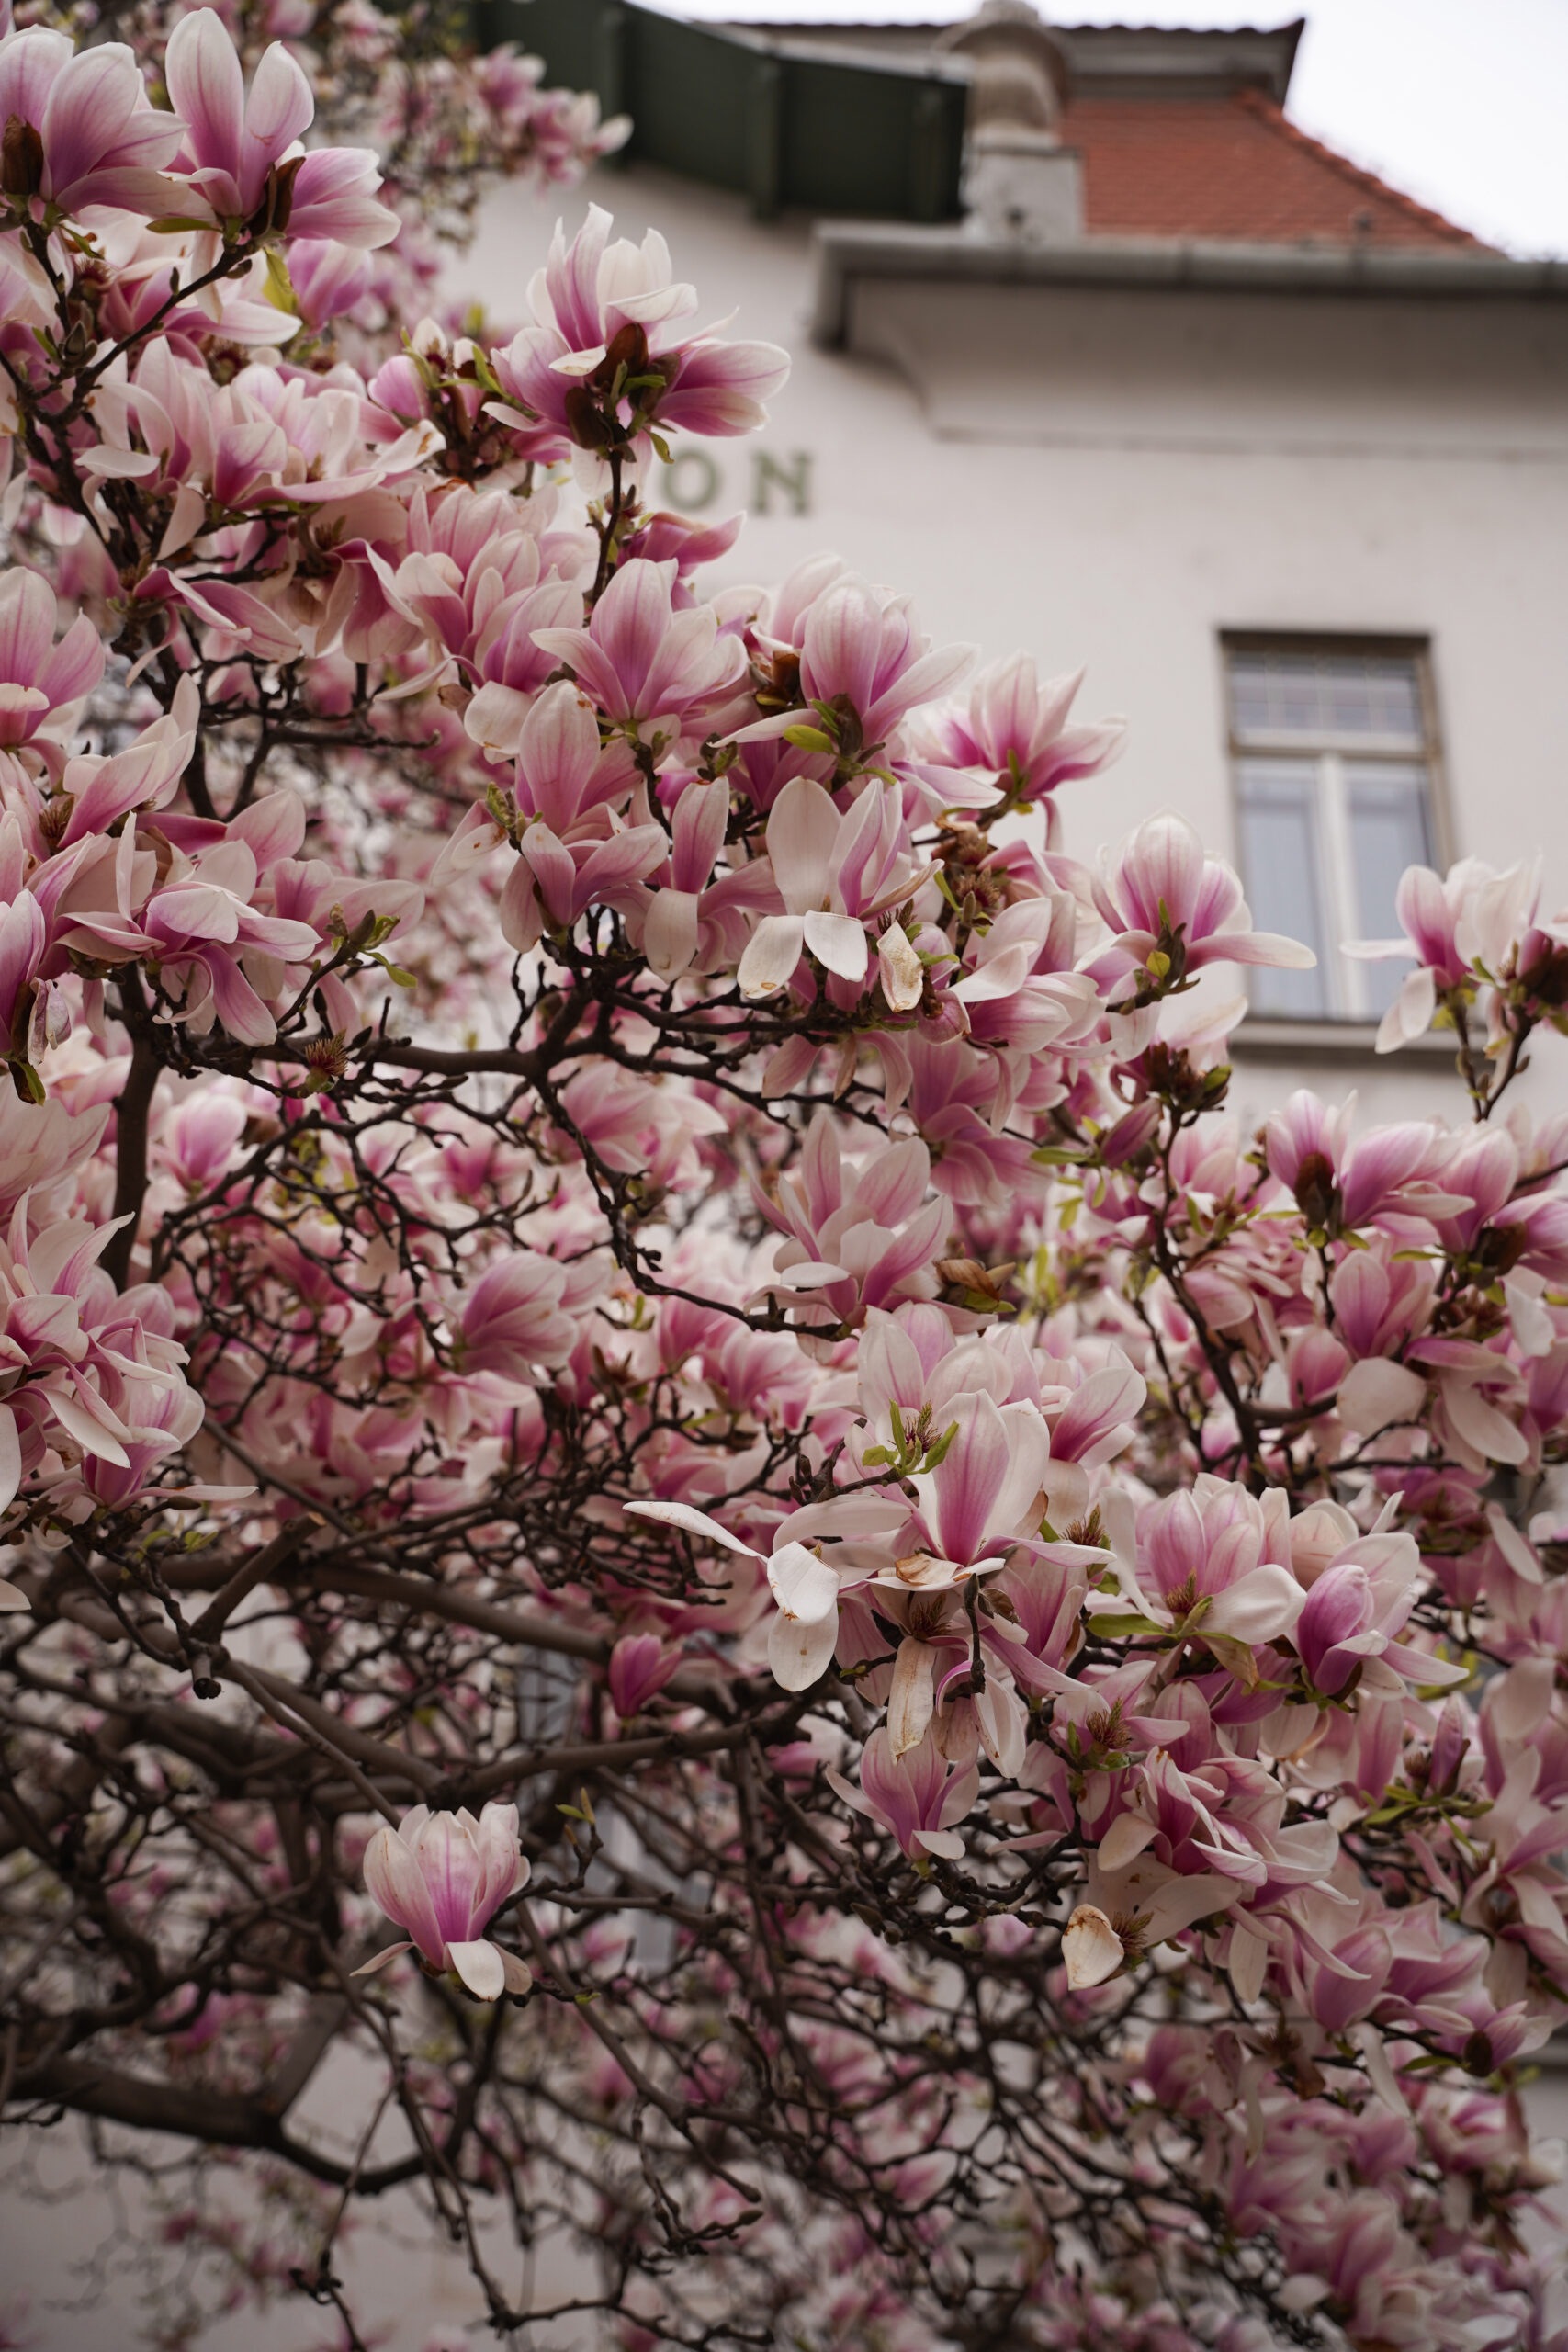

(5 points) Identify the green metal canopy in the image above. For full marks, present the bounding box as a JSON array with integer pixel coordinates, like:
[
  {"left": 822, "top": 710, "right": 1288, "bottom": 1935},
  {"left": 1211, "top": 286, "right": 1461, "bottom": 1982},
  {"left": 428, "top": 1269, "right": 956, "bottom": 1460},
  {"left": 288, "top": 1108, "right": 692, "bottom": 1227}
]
[{"left": 475, "top": 0, "right": 969, "bottom": 222}]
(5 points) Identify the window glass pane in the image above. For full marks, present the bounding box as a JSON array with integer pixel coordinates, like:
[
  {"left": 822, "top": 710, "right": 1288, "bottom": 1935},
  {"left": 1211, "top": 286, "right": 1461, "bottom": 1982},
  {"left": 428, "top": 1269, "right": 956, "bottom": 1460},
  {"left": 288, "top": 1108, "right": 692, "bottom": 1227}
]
[
  {"left": 1229, "top": 655, "right": 1271, "bottom": 737},
  {"left": 1276, "top": 658, "right": 1321, "bottom": 736},
  {"left": 1347, "top": 762, "right": 1432, "bottom": 1017},
  {"left": 1228, "top": 650, "right": 1426, "bottom": 748},
  {"left": 1365, "top": 662, "right": 1424, "bottom": 741},
  {"left": 1236, "top": 759, "right": 1327, "bottom": 1017}
]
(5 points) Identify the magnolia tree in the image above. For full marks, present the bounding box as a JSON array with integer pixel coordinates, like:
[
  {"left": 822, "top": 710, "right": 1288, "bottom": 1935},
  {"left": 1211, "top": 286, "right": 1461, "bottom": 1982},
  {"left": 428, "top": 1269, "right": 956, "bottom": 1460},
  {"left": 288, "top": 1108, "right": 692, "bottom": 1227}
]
[{"left": 1, "top": 7, "right": 1567, "bottom": 2350}]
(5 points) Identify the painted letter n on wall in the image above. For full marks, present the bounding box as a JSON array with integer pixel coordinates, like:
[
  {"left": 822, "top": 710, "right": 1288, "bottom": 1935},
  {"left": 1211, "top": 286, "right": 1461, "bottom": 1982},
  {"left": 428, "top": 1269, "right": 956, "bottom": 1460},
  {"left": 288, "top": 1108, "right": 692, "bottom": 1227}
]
[{"left": 753, "top": 450, "right": 813, "bottom": 516}]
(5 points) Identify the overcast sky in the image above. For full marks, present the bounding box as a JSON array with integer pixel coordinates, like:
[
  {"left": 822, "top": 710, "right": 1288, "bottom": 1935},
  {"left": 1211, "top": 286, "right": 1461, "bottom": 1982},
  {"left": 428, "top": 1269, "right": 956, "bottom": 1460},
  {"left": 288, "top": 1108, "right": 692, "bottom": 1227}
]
[{"left": 657, "top": 1, "right": 1567, "bottom": 257}]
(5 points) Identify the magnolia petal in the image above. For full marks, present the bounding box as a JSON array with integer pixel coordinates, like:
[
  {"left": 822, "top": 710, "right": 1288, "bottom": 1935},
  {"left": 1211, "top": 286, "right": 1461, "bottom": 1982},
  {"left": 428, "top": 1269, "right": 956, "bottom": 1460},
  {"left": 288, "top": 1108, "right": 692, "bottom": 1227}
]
[
  {"left": 913, "top": 1826, "right": 965, "bottom": 1860},
  {"left": 1504, "top": 1275, "right": 1555, "bottom": 1360},
  {"left": 887, "top": 1636, "right": 936, "bottom": 1761},
  {"left": 350, "top": 1940, "right": 412, "bottom": 1976},
  {"left": 738, "top": 914, "right": 806, "bottom": 999},
  {"left": 1381, "top": 1640, "right": 1471, "bottom": 1690},
  {"left": 47, "top": 1383, "right": 131, "bottom": 1466},
  {"left": 767, "top": 1541, "right": 840, "bottom": 1624},
  {"left": 767, "top": 1606, "right": 838, "bottom": 1691},
  {"left": 0, "top": 1576, "right": 29, "bottom": 1612},
  {"left": 499, "top": 1949, "right": 534, "bottom": 1996},
  {"left": 1062, "top": 1903, "right": 1124, "bottom": 1990},
  {"left": 1486, "top": 1503, "right": 1542, "bottom": 1585},
  {"left": 643, "top": 887, "right": 702, "bottom": 983},
  {"left": 1337, "top": 1355, "right": 1427, "bottom": 1436},
  {"left": 1445, "top": 1381, "right": 1529, "bottom": 1466},
  {"left": 448, "top": 1939, "right": 507, "bottom": 2000},
  {"left": 1215, "top": 930, "right": 1318, "bottom": 970},
  {"left": 764, "top": 775, "right": 836, "bottom": 908},
  {"left": 1486, "top": 1657, "right": 1554, "bottom": 1742},
  {"left": 877, "top": 921, "right": 924, "bottom": 1012},
  {"left": 0, "top": 1404, "right": 19, "bottom": 1515},
  {"left": 1097, "top": 1811, "right": 1157, "bottom": 1873},
  {"left": 1354, "top": 2020, "right": 1410, "bottom": 2118},
  {"left": 623, "top": 1499, "right": 761, "bottom": 1557},
  {"left": 1376, "top": 965, "right": 1436, "bottom": 1054},
  {"left": 802, "top": 909, "right": 869, "bottom": 986},
  {"left": 1202, "top": 1561, "right": 1304, "bottom": 1645},
  {"left": 1228, "top": 1919, "right": 1269, "bottom": 2005}
]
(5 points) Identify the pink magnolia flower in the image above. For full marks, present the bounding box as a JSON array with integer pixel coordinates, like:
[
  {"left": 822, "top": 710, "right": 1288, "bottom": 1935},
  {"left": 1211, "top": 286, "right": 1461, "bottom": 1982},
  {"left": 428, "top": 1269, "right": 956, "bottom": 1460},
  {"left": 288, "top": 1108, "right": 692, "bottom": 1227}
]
[
  {"left": 1089, "top": 812, "right": 1317, "bottom": 996},
  {"left": 164, "top": 9, "right": 397, "bottom": 246},
  {"left": 431, "top": 682, "right": 666, "bottom": 952},
  {"left": 897, "top": 1388, "right": 1054, "bottom": 1579},
  {"left": 0, "top": 27, "right": 186, "bottom": 217},
  {"left": 924, "top": 655, "right": 1126, "bottom": 840},
  {"left": 607, "top": 1633, "right": 682, "bottom": 1717},
  {"left": 508, "top": 682, "right": 632, "bottom": 835},
  {"left": 1329, "top": 1245, "right": 1433, "bottom": 1363},
  {"left": 737, "top": 776, "right": 922, "bottom": 1001},
  {"left": 1264, "top": 1091, "right": 1461, "bottom": 1236},
  {"left": 1426, "top": 1125, "right": 1568, "bottom": 1284},
  {"left": 460, "top": 580, "right": 587, "bottom": 759},
  {"left": 739, "top": 574, "right": 972, "bottom": 757},
  {"left": 828, "top": 1725, "right": 979, "bottom": 1860},
  {"left": 751, "top": 1113, "right": 947, "bottom": 1340},
  {"left": 0, "top": 1200, "right": 199, "bottom": 1517},
  {"left": 0, "top": 570, "right": 102, "bottom": 758},
  {"left": 165, "top": 9, "right": 311, "bottom": 221},
  {"left": 1119, "top": 1476, "right": 1305, "bottom": 1648},
  {"left": 1347, "top": 858, "right": 1485, "bottom": 1048},
  {"left": 434, "top": 682, "right": 631, "bottom": 889},
  {"left": 457, "top": 1251, "right": 581, "bottom": 1382},
  {"left": 1295, "top": 1538, "right": 1468, "bottom": 1696},
  {"left": 1349, "top": 854, "right": 1568, "bottom": 1050},
  {"left": 60, "top": 746, "right": 197, "bottom": 874},
  {"left": 531, "top": 558, "right": 745, "bottom": 748},
  {"left": 1113, "top": 1758, "right": 1344, "bottom": 1917},
  {"left": 355, "top": 1803, "right": 532, "bottom": 2000},
  {"left": 640, "top": 775, "right": 774, "bottom": 984},
  {"left": 624, "top": 1496, "right": 840, "bottom": 1690},
  {"left": 488, "top": 205, "right": 788, "bottom": 466},
  {"left": 288, "top": 237, "right": 375, "bottom": 331},
  {"left": 139, "top": 839, "right": 321, "bottom": 1048},
  {"left": 500, "top": 816, "right": 667, "bottom": 955}
]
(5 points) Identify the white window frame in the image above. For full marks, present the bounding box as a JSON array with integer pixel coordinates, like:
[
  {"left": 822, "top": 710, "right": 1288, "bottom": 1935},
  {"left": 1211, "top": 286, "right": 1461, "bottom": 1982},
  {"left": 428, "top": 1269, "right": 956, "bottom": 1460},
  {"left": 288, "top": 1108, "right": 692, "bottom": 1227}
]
[{"left": 1222, "top": 635, "right": 1450, "bottom": 1023}]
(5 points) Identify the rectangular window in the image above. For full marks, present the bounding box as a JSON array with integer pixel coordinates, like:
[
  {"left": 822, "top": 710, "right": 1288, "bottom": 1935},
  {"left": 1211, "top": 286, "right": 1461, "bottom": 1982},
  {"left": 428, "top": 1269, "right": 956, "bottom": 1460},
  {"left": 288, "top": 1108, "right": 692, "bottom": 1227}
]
[{"left": 1224, "top": 640, "right": 1441, "bottom": 1021}]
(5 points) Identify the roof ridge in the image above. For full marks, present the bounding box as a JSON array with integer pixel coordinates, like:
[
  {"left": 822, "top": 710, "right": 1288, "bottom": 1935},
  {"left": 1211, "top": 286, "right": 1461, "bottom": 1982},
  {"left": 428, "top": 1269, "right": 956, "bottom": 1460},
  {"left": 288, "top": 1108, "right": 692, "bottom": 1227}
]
[{"left": 1234, "top": 88, "right": 1491, "bottom": 252}]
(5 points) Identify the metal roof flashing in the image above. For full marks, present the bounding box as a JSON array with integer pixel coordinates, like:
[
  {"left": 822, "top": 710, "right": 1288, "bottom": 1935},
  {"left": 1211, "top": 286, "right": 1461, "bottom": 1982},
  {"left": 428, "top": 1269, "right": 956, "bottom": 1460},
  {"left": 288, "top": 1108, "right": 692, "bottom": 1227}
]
[
  {"left": 720, "top": 22, "right": 972, "bottom": 85},
  {"left": 716, "top": 18, "right": 1307, "bottom": 106}
]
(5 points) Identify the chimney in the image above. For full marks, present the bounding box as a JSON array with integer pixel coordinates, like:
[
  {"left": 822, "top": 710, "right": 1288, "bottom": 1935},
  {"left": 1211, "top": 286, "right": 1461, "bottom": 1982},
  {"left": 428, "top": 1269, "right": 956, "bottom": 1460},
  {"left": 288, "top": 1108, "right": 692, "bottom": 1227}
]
[{"left": 935, "top": 2, "right": 1082, "bottom": 243}]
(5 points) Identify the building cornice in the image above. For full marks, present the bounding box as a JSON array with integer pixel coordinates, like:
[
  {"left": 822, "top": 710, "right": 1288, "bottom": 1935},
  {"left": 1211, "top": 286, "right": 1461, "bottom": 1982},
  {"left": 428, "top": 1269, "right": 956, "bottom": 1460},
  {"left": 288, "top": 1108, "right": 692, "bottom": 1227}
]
[
  {"left": 811, "top": 223, "right": 1568, "bottom": 346},
  {"left": 1226, "top": 1020, "right": 1457, "bottom": 1068},
  {"left": 717, "top": 21, "right": 1306, "bottom": 106}
]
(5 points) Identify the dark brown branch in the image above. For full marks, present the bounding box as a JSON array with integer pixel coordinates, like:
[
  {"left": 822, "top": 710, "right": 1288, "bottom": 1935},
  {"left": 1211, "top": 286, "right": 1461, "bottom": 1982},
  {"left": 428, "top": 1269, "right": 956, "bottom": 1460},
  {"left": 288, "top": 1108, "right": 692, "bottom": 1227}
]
[{"left": 103, "top": 1006, "right": 160, "bottom": 1292}]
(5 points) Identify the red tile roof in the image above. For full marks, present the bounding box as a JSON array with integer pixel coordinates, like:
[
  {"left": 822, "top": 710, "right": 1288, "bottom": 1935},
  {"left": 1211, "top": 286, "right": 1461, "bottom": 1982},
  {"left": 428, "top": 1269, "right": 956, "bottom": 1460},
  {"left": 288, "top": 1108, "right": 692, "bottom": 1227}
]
[{"left": 1062, "top": 90, "right": 1491, "bottom": 251}]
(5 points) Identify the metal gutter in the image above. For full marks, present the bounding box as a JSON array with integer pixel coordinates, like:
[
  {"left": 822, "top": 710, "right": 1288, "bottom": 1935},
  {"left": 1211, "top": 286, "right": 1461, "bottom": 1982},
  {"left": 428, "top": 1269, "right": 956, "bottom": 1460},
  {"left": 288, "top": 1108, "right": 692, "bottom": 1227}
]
[{"left": 811, "top": 224, "right": 1568, "bottom": 346}]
